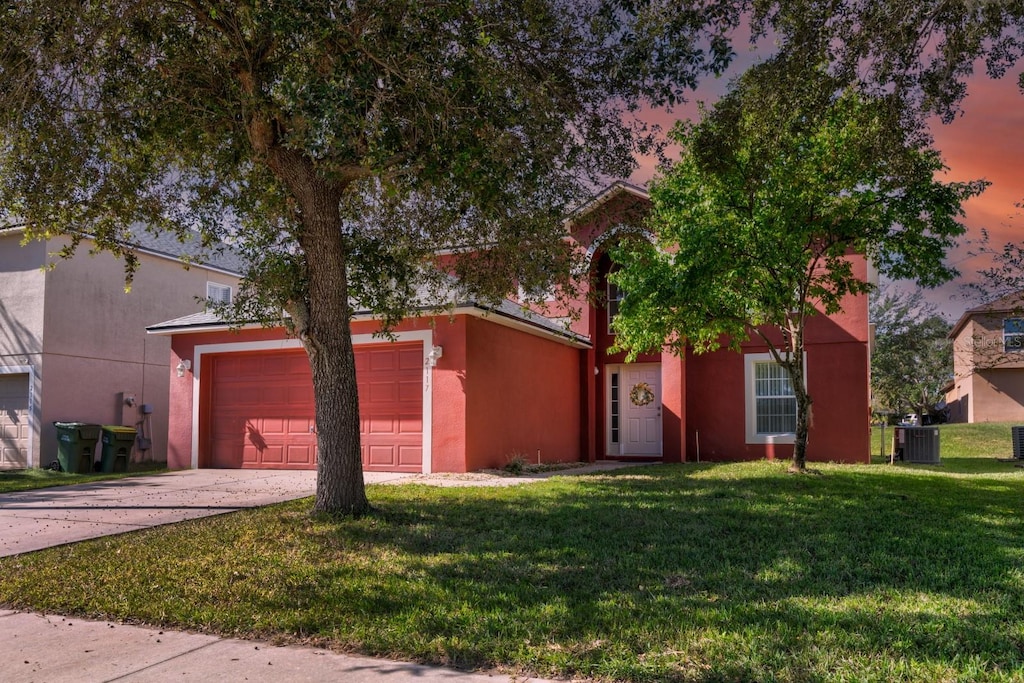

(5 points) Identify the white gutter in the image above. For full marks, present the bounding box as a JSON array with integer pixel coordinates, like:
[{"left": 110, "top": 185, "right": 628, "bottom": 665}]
[{"left": 148, "top": 305, "right": 591, "bottom": 349}]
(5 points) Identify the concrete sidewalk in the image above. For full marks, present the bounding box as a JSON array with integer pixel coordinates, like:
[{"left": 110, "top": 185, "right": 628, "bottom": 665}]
[
  {"left": 0, "top": 610, "right": 557, "bottom": 683},
  {"left": 0, "top": 465, "right": 638, "bottom": 682}
]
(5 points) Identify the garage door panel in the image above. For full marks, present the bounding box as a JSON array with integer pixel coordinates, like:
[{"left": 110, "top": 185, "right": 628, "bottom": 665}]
[
  {"left": 211, "top": 439, "right": 243, "bottom": 467},
  {"left": 367, "top": 381, "right": 396, "bottom": 403},
  {"left": 368, "top": 350, "right": 397, "bottom": 371},
  {"left": 398, "top": 380, "right": 420, "bottom": 402},
  {"left": 221, "top": 386, "right": 259, "bottom": 406},
  {"left": 260, "top": 354, "right": 306, "bottom": 376},
  {"left": 287, "top": 385, "right": 314, "bottom": 405},
  {"left": 259, "top": 418, "right": 283, "bottom": 435},
  {"left": 286, "top": 444, "right": 315, "bottom": 464},
  {"left": 398, "top": 415, "right": 422, "bottom": 434},
  {"left": 367, "top": 415, "right": 395, "bottom": 434},
  {"left": 260, "top": 387, "right": 297, "bottom": 407},
  {"left": 207, "top": 344, "right": 422, "bottom": 472},
  {"left": 258, "top": 445, "right": 284, "bottom": 464},
  {"left": 241, "top": 445, "right": 261, "bottom": 465},
  {"left": 398, "top": 446, "right": 422, "bottom": 467},
  {"left": 399, "top": 348, "right": 420, "bottom": 368},
  {"left": 354, "top": 352, "right": 369, "bottom": 373},
  {"left": 210, "top": 417, "right": 244, "bottom": 439},
  {"left": 288, "top": 417, "right": 314, "bottom": 435},
  {"left": 366, "top": 444, "right": 396, "bottom": 466}
]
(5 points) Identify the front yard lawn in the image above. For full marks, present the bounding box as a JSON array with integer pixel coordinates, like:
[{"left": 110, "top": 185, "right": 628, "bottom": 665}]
[
  {"left": 0, "top": 464, "right": 165, "bottom": 494},
  {"left": 2, "top": 460, "right": 1024, "bottom": 681}
]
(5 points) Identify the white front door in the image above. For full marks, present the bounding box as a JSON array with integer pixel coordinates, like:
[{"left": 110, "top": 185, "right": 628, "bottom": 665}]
[
  {"left": 608, "top": 363, "right": 662, "bottom": 456},
  {"left": 0, "top": 373, "right": 30, "bottom": 469}
]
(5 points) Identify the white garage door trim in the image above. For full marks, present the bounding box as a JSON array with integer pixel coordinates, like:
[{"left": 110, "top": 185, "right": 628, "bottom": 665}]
[
  {"left": 190, "top": 330, "right": 433, "bottom": 473},
  {"left": 0, "top": 365, "right": 35, "bottom": 468}
]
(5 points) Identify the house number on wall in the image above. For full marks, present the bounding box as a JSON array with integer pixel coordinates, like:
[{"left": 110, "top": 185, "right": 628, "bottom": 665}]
[{"left": 629, "top": 382, "right": 655, "bottom": 407}]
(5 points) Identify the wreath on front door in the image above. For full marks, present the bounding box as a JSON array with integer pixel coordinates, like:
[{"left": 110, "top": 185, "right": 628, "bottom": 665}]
[{"left": 629, "top": 382, "right": 655, "bottom": 407}]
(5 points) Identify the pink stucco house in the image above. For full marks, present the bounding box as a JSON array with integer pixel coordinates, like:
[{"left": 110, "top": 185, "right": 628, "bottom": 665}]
[
  {"left": 946, "top": 293, "right": 1024, "bottom": 423},
  {"left": 149, "top": 183, "right": 871, "bottom": 472},
  {"left": 0, "top": 228, "right": 240, "bottom": 469}
]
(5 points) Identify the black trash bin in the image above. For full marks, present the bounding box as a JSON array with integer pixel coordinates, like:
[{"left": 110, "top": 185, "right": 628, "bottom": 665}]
[
  {"left": 100, "top": 426, "right": 136, "bottom": 473},
  {"left": 53, "top": 422, "right": 101, "bottom": 474}
]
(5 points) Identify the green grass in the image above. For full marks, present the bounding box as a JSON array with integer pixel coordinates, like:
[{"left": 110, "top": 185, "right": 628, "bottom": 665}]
[
  {"left": 0, "top": 464, "right": 166, "bottom": 494},
  {"left": 3, "top": 457, "right": 1024, "bottom": 681},
  {"left": 870, "top": 422, "right": 1024, "bottom": 474}
]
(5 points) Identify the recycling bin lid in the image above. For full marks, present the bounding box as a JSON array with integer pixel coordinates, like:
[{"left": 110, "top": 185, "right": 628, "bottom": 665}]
[
  {"left": 101, "top": 425, "right": 138, "bottom": 441},
  {"left": 101, "top": 425, "right": 137, "bottom": 432}
]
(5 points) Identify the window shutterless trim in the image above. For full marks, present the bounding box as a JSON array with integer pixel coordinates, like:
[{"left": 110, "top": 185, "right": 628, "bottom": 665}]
[{"left": 744, "top": 352, "right": 803, "bottom": 445}]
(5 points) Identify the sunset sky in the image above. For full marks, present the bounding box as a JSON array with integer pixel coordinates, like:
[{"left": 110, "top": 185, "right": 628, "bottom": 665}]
[{"left": 629, "top": 56, "right": 1024, "bottom": 322}]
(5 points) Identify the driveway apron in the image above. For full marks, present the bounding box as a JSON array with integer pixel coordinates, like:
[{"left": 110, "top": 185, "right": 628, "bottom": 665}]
[{"left": 0, "top": 469, "right": 413, "bottom": 557}]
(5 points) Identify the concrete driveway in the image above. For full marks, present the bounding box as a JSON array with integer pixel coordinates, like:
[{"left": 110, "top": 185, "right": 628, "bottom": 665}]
[{"left": 0, "top": 469, "right": 414, "bottom": 557}]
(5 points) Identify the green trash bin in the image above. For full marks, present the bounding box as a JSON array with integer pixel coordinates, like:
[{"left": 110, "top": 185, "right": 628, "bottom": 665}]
[
  {"left": 100, "top": 426, "right": 136, "bottom": 473},
  {"left": 53, "top": 422, "right": 101, "bottom": 474}
]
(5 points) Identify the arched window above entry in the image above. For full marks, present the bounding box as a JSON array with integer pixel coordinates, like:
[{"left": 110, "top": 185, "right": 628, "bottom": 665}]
[{"left": 583, "top": 223, "right": 656, "bottom": 268}]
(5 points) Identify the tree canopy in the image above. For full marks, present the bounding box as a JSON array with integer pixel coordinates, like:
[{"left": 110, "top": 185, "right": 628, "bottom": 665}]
[
  {"left": 870, "top": 288, "right": 953, "bottom": 421},
  {"left": 0, "top": 1, "right": 743, "bottom": 515},
  {"left": 611, "top": 61, "right": 985, "bottom": 470}
]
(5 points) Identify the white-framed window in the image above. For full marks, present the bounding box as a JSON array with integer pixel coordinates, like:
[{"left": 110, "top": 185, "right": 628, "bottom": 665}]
[
  {"left": 607, "top": 280, "right": 624, "bottom": 334},
  {"left": 206, "top": 282, "right": 232, "bottom": 305},
  {"left": 1004, "top": 318, "right": 1024, "bottom": 352},
  {"left": 744, "top": 353, "right": 799, "bottom": 444}
]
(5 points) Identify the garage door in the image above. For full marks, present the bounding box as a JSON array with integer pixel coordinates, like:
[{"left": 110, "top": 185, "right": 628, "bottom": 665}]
[
  {"left": 0, "top": 374, "right": 30, "bottom": 469},
  {"left": 206, "top": 344, "right": 423, "bottom": 472},
  {"left": 356, "top": 344, "right": 424, "bottom": 472}
]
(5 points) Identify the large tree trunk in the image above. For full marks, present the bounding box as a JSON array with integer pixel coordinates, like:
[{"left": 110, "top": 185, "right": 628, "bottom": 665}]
[
  {"left": 300, "top": 204, "right": 369, "bottom": 516},
  {"left": 264, "top": 151, "right": 369, "bottom": 516},
  {"left": 255, "top": 130, "right": 370, "bottom": 516},
  {"left": 308, "top": 319, "right": 368, "bottom": 516}
]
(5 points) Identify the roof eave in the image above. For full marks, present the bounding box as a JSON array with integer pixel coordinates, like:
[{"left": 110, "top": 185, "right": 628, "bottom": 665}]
[
  {"left": 148, "top": 303, "right": 592, "bottom": 349},
  {"left": 564, "top": 180, "right": 650, "bottom": 229}
]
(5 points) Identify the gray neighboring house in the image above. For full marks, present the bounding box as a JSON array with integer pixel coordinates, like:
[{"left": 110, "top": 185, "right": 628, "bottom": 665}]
[{"left": 0, "top": 227, "right": 242, "bottom": 469}]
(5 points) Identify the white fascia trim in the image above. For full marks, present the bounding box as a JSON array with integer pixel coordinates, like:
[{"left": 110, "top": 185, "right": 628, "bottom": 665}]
[
  {"left": 744, "top": 352, "right": 802, "bottom": 446},
  {"left": 189, "top": 329, "right": 434, "bottom": 474},
  {"left": 456, "top": 307, "right": 590, "bottom": 348},
  {"left": 0, "top": 365, "right": 36, "bottom": 468},
  {"left": 147, "top": 322, "right": 268, "bottom": 336},
  {"left": 155, "top": 306, "right": 589, "bottom": 348}
]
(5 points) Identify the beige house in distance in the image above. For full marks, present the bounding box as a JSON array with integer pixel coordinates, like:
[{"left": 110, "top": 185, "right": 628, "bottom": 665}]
[
  {"left": 947, "top": 293, "right": 1024, "bottom": 423},
  {"left": 0, "top": 227, "right": 241, "bottom": 469}
]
